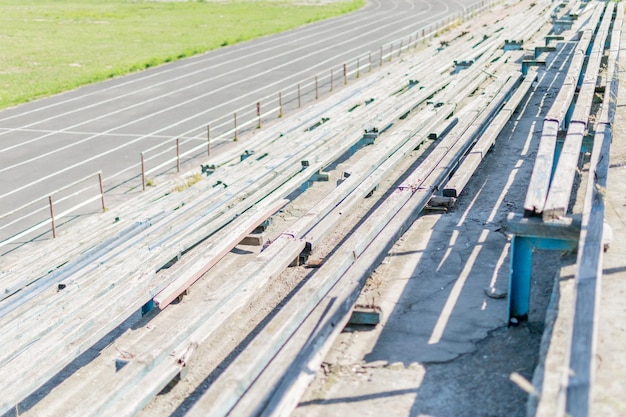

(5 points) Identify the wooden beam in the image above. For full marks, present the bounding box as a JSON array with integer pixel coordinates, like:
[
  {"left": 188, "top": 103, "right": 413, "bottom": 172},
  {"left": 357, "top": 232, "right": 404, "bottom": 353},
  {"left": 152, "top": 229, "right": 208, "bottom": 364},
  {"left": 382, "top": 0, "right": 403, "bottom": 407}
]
[
  {"left": 564, "top": 5, "right": 621, "bottom": 414},
  {"left": 443, "top": 70, "right": 536, "bottom": 198},
  {"left": 565, "top": 121, "right": 611, "bottom": 417},
  {"left": 153, "top": 198, "right": 288, "bottom": 309}
]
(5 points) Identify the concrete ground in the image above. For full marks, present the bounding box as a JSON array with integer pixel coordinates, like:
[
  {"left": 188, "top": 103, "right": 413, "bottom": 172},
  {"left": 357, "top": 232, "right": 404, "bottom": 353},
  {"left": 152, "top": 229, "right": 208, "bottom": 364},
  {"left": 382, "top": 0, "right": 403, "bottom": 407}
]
[{"left": 293, "top": 13, "right": 626, "bottom": 417}]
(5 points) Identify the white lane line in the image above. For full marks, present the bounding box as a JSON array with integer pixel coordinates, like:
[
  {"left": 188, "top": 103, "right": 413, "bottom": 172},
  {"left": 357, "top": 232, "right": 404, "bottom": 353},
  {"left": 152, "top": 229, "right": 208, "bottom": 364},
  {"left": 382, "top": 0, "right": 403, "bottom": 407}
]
[
  {"left": 0, "top": 128, "right": 184, "bottom": 140},
  {"left": 0, "top": 0, "right": 388, "bottom": 126},
  {"left": 0, "top": 2, "right": 435, "bottom": 157}
]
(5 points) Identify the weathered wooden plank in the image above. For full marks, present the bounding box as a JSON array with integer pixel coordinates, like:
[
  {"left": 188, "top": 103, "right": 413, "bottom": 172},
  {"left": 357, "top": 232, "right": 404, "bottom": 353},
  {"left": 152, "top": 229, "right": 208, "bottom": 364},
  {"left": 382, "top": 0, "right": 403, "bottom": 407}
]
[
  {"left": 543, "top": 4, "right": 614, "bottom": 220},
  {"left": 521, "top": 5, "right": 604, "bottom": 218},
  {"left": 506, "top": 212, "right": 581, "bottom": 240},
  {"left": 565, "top": 120, "right": 611, "bottom": 417},
  {"left": 443, "top": 70, "right": 536, "bottom": 198},
  {"left": 244, "top": 39, "right": 549, "bottom": 417},
  {"left": 542, "top": 121, "right": 585, "bottom": 219},
  {"left": 523, "top": 119, "right": 560, "bottom": 216},
  {"left": 564, "top": 4, "right": 622, "bottom": 414},
  {"left": 184, "top": 99, "right": 472, "bottom": 414}
]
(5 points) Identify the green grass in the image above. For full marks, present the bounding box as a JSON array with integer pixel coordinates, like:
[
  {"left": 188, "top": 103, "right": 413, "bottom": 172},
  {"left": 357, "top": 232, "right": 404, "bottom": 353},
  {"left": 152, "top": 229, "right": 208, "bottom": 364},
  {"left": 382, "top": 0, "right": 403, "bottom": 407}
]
[{"left": 0, "top": 0, "right": 364, "bottom": 110}]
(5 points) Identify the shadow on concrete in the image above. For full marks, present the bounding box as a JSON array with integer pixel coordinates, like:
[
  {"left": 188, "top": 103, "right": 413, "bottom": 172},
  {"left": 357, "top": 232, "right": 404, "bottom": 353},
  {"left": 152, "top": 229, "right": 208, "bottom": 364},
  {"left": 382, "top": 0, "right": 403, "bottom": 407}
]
[{"left": 343, "top": 41, "right": 576, "bottom": 417}]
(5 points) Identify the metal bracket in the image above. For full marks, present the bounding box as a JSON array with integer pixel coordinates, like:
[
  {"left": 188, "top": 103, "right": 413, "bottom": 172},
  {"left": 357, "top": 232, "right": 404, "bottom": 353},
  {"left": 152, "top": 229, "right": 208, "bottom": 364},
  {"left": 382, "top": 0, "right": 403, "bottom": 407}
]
[
  {"left": 506, "top": 214, "right": 580, "bottom": 324},
  {"left": 200, "top": 164, "right": 216, "bottom": 176},
  {"left": 534, "top": 46, "right": 557, "bottom": 59},
  {"left": 240, "top": 150, "right": 255, "bottom": 161},
  {"left": 453, "top": 59, "right": 475, "bottom": 73},
  {"left": 521, "top": 59, "right": 546, "bottom": 76},
  {"left": 545, "top": 35, "right": 565, "bottom": 46},
  {"left": 553, "top": 19, "right": 573, "bottom": 35},
  {"left": 504, "top": 39, "right": 524, "bottom": 51}
]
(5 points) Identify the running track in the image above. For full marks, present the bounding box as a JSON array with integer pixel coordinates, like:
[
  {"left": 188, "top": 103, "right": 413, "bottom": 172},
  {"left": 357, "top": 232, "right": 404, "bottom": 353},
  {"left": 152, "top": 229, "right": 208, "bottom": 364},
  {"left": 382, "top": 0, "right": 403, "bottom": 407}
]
[{"left": 0, "top": 0, "right": 482, "bottom": 245}]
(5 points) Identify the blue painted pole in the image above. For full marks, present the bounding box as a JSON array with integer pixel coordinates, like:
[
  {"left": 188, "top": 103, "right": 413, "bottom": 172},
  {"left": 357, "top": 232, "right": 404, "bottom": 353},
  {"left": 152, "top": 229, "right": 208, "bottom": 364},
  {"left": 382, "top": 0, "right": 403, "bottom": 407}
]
[{"left": 508, "top": 235, "right": 533, "bottom": 323}]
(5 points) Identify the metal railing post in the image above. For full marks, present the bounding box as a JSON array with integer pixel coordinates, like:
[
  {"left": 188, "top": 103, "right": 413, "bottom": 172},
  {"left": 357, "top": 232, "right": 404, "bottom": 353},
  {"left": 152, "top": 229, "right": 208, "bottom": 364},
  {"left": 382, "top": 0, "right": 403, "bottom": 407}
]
[
  {"left": 48, "top": 196, "right": 56, "bottom": 238},
  {"left": 176, "top": 138, "right": 181, "bottom": 173},
  {"left": 298, "top": 83, "right": 301, "bottom": 108},
  {"left": 98, "top": 172, "right": 105, "bottom": 211},
  {"left": 141, "top": 153, "right": 146, "bottom": 191}
]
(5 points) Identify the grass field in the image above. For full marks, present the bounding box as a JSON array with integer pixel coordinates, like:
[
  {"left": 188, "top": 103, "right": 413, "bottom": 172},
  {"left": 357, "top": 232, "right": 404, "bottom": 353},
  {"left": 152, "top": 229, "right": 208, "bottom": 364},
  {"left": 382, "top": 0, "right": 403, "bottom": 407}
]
[{"left": 0, "top": 0, "right": 364, "bottom": 110}]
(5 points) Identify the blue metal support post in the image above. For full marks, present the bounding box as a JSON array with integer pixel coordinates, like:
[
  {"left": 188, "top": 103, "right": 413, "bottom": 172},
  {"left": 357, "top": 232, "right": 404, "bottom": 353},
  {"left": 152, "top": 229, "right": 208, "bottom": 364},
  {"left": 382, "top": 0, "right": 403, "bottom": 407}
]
[
  {"left": 507, "top": 234, "right": 578, "bottom": 324},
  {"left": 508, "top": 235, "right": 533, "bottom": 323}
]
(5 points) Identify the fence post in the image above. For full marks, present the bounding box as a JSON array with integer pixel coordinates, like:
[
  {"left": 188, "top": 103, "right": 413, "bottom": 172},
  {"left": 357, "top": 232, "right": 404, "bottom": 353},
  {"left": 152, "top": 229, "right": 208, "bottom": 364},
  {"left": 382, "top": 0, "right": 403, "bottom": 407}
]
[
  {"left": 98, "top": 172, "right": 105, "bottom": 211},
  {"left": 380, "top": 46, "right": 383, "bottom": 66},
  {"left": 234, "top": 112, "right": 238, "bottom": 141},
  {"left": 207, "top": 124, "right": 211, "bottom": 156},
  {"left": 356, "top": 57, "right": 360, "bottom": 78},
  {"left": 330, "top": 69, "right": 334, "bottom": 92},
  {"left": 279, "top": 92, "right": 283, "bottom": 118},
  {"left": 257, "top": 102, "right": 262, "bottom": 129},
  {"left": 315, "top": 76, "right": 319, "bottom": 100},
  {"left": 176, "top": 138, "right": 181, "bottom": 173},
  {"left": 399, "top": 39, "right": 403, "bottom": 57},
  {"left": 141, "top": 153, "right": 146, "bottom": 191},
  {"left": 298, "top": 83, "right": 301, "bottom": 108},
  {"left": 48, "top": 196, "right": 56, "bottom": 238},
  {"left": 389, "top": 44, "right": 393, "bottom": 61}
]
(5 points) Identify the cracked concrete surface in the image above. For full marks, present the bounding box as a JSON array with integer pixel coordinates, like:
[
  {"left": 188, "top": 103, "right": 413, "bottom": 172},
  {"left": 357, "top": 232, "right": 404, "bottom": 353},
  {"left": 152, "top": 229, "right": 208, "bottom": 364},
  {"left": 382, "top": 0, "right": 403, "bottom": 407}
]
[{"left": 293, "top": 15, "right": 568, "bottom": 417}]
